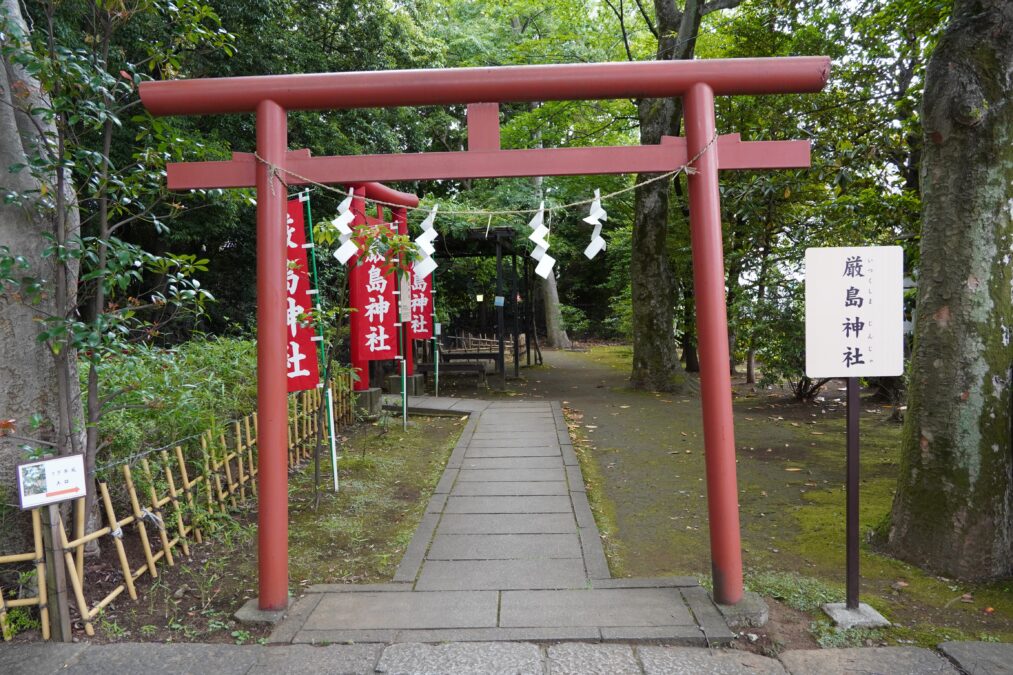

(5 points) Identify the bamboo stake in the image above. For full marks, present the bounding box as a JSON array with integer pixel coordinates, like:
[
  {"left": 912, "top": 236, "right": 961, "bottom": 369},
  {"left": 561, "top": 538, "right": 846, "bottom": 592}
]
[
  {"left": 122, "top": 465, "right": 158, "bottom": 579},
  {"left": 141, "top": 459, "right": 174, "bottom": 567},
  {"left": 32, "top": 508, "right": 50, "bottom": 640},
  {"left": 218, "top": 432, "right": 238, "bottom": 508},
  {"left": 174, "top": 445, "right": 203, "bottom": 544},
  {"left": 73, "top": 497, "right": 85, "bottom": 586},
  {"left": 57, "top": 518, "right": 93, "bottom": 637},
  {"left": 233, "top": 421, "right": 247, "bottom": 501},
  {"left": 244, "top": 415, "right": 257, "bottom": 494},
  {"left": 99, "top": 481, "right": 137, "bottom": 601},
  {"left": 160, "top": 450, "right": 190, "bottom": 557}
]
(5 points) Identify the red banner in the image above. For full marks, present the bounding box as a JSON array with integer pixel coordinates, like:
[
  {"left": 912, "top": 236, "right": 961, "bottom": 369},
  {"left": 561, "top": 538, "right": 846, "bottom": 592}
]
[
  {"left": 409, "top": 268, "right": 433, "bottom": 339},
  {"left": 350, "top": 217, "right": 398, "bottom": 362},
  {"left": 285, "top": 198, "right": 321, "bottom": 392}
]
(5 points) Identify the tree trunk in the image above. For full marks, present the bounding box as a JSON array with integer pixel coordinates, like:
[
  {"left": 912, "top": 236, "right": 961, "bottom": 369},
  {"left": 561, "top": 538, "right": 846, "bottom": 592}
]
[
  {"left": 0, "top": 0, "right": 83, "bottom": 552},
  {"left": 540, "top": 271, "right": 571, "bottom": 350},
  {"left": 885, "top": 0, "right": 1013, "bottom": 579}
]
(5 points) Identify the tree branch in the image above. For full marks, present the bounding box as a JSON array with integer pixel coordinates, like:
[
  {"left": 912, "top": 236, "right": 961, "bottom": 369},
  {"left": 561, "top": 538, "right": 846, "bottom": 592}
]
[
  {"left": 632, "top": 0, "right": 658, "bottom": 38},
  {"left": 701, "top": 0, "right": 743, "bottom": 16},
  {"left": 603, "top": 0, "right": 635, "bottom": 62}
]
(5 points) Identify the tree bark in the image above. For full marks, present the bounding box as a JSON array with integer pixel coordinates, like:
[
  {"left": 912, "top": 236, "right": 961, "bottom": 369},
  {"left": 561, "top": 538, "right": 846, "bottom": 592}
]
[
  {"left": 0, "top": 0, "right": 83, "bottom": 552},
  {"left": 540, "top": 271, "right": 572, "bottom": 349},
  {"left": 885, "top": 0, "right": 1013, "bottom": 579}
]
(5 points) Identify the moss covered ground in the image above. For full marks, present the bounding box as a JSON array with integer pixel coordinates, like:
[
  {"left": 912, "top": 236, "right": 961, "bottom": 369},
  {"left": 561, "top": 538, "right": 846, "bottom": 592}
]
[{"left": 500, "top": 346, "right": 1013, "bottom": 648}]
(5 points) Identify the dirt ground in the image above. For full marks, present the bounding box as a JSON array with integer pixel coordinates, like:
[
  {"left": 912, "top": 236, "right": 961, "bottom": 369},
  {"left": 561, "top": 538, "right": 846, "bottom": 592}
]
[{"left": 466, "top": 346, "right": 1013, "bottom": 652}]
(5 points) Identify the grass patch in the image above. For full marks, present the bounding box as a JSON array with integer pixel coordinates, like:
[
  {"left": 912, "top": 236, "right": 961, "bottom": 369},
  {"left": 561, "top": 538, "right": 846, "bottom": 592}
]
[
  {"left": 563, "top": 405, "right": 628, "bottom": 578},
  {"left": 745, "top": 570, "right": 843, "bottom": 613},
  {"left": 286, "top": 415, "right": 465, "bottom": 584}
]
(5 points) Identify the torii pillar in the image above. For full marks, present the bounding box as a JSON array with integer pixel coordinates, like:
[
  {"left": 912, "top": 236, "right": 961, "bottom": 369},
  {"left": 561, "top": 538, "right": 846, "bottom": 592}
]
[{"left": 140, "top": 56, "right": 830, "bottom": 610}]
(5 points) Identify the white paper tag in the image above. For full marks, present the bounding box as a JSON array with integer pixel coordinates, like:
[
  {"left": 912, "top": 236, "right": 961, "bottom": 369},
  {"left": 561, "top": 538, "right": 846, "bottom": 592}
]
[
  {"left": 584, "top": 236, "right": 606, "bottom": 260},
  {"left": 534, "top": 253, "right": 556, "bottom": 279},
  {"left": 333, "top": 238, "right": 359, "bottom": 264},
  {"left": 413, "top": 256, "right": 438, "bottom": 279}
]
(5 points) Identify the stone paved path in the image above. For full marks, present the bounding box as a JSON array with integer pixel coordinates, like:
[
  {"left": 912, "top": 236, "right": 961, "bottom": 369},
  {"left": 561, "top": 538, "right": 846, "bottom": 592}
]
[{"left": 269, "top": 397, "right": 734, "bottom": 645}]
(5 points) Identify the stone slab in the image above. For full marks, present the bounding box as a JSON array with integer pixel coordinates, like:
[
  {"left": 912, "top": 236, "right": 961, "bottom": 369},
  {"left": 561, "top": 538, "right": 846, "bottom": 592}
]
[
  {"left": 457, "top": 468, "right": 566, "bottom": 482},
  {"left": 267, "top": 593, "right": 322, "bottom": 644},
  {"left": 593, "top": 577, "right": 700, "bottom": 589},
  {"left": 821, "top": 602, "right": 889, "bottom": 630},
  {"left": 579, "top": 525, "right": 611, "bottom": 579},
  {"left": 247, "top": 644, "right": 383, "bottom": 675},
  {"left": 780, "top": 647, "right": 959, "bottom": 675},
  {"left": 547, "top": 643, "right": 641, "bottom": 675},
  {"left": 62, "top": 644, "right": 262, "bottom": 675},
  {"left": 638, "top": 646, "right": 786, "bottom": 674},
  {"left": 566, "top": 464, "right": 585, "bottom": 492},
  {"left": 938, "top": 641, "right": 1013, "bottom": 675},
  {"left": 444, "top": 495, "right": 573, "bottom": 514},
  {"left": 467, "top": 438, "right": 561, "bottom": 449},
  {"left": 394, "top": 512, "right": 439, "bottom": 582},
  {"left": 560, "top": 444, "right": 580, "bottom": 466},
  {"left": 434, "top": 468, "right": 458, "bottom": 494},
  {"left": 449, "top": 399, "right": 491, "bottom": 412},
  {"left": 601, "top": 626, "right": 707, "bottom": 643},
  {"left": 427, "top": 533, "right": 582, "bottom": 560},
  {"left": 451, "top": 480, "right": 569, "bottom": 496},
  {"left": 464, "top": 446, "right": 561, "bottom": 458},
  {"left": 682, "top": 586, "right": 736, "bottom": 641},
  {"left": 305, "top": 583, "right": 413, "bottom": 593},
  {"left": 304, "top": 591, "right": 498, "bottom": 630},
  {"left": 415, "top": 558, "right": 586, "bottom": 591},
  {"left": 718, "top": 590, "right": 770, "bottom": 628},
  {"left": 293, "top": 629, "right": 397, "bottom": 644},
  {"left": 471, "top": 431, "right": 560, "bottom": 440},
  {"left": 461, "top": 454, "right": 564, "bottom": 467},
  {"left": 500, "top": 588, "right": 695, "bottom": 628},
  {"left": 425, "top": 492, "right": 448, "bottom": 513},
  {"left": 234, "top": 596, "right": 293, "bottom": 625},
  {"left": 571, "top": 492, "right": 597, "bottom": 528},
  {"left": 436, "top": 513, "right": 577, "bottom": 534},
  {"left": 376, "top": 642, "right": 543, "bottom": 675},
  {"left": 0, "top": 643, "right": 87, "bottom": 675},
  {"left": 392, "top": 627, "right": 601, "bottom": 643}
]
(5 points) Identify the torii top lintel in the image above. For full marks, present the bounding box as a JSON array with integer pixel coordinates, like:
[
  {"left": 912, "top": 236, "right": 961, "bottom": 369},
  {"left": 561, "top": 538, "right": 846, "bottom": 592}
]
[
  {"left": 140, "top": 57, "right": 829, "bottom": 116},
  {"left": 139, "top": 58, "right": 830, "bottom": 188}
]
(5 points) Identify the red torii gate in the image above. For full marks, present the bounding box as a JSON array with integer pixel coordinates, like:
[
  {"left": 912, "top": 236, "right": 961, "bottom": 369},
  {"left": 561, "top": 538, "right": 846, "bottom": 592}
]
[{"left": 139, "top": 56, "right": 830, "bottom": 612}]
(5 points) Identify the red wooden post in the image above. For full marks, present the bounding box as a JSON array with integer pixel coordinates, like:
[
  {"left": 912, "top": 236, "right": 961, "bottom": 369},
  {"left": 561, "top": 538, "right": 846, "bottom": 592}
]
[
  {"left": 255, "top": 99, "right": 290, "bottom": 611},
  {"left": 685, "top": 82, "right": 743, "bottom": 605}
]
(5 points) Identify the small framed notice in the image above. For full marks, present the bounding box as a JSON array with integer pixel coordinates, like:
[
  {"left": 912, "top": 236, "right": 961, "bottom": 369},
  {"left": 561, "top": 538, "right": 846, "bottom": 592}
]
[
  {"left": 16, "top": 454, "right": 87, "bottom": 510},
  {"left": 805, "top": 246, "right": 904, "bottom": 378}
]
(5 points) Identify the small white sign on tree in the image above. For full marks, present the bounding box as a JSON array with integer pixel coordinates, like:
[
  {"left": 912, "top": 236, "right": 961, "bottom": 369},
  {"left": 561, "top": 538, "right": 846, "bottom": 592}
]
[{"left": 805, "top": 246, "right": 904, "bottom": 378}]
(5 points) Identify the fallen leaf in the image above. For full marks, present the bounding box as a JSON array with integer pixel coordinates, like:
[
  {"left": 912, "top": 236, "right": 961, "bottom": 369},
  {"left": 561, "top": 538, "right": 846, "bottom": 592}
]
[
  {"left": 785, "top": 467, "right": 802, "bottom": 472},
  {"left": 619, "top": 405, "right": 630, "bottom": 409}
]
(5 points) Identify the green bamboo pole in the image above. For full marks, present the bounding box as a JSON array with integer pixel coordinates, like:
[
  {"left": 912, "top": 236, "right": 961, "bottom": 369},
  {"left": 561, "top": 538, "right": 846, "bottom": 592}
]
[{"left": 303, "top": 191, "right": 339, "bottom": 491}]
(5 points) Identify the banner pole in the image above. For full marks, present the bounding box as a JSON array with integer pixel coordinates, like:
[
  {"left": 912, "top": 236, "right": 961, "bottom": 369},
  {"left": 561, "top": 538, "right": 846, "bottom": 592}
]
[{"left": 304, "top": 193, "right": 339, "bottom": 491}]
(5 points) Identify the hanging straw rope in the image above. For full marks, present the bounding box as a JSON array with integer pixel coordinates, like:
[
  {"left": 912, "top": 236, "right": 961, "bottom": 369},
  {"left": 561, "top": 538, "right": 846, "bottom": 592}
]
[{"left": 253, "top": 132, "right": 718, "bottom": 222}]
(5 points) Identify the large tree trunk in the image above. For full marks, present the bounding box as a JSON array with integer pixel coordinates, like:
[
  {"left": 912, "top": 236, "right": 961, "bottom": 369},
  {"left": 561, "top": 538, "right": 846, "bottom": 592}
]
[
  {"left": 885, "top": 0, "right": 1013, "bottom": 579},
  {"left": 0, "top": 0, "right": 84, "bottom": 552},
  {"left": 630, "top": 0, "right": 727, "bottom": 390},
  {"left": 540, "top": 271, "right": 571, "bottom": 350}
]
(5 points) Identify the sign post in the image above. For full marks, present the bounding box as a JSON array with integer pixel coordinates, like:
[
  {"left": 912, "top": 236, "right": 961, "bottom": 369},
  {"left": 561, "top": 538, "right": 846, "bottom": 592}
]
[
  {"left": 806, "top": 245, "right": 902, "bottom": 627},
  {"left": 17, "top": 454, "right": 87, "bottom": 641}
]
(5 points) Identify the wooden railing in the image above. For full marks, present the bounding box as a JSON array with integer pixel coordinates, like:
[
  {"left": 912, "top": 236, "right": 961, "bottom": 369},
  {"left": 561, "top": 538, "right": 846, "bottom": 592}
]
[{"left": 0, "top": 375, "right": 354, "bottom": 641}]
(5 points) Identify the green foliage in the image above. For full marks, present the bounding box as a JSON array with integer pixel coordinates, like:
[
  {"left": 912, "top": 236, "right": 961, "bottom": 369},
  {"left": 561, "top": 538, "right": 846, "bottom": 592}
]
[
  {"left": 810, "top": 619, "right": 886, "bottom": 648},
  {"left": 559, "top": 304, "right": 590, "bottom": 339},
  {"left": 744, "top": 570, "right": 843, "bottom": 613},
  {"left": 90, "top": 337, "right": 256, "bottom": 471}
]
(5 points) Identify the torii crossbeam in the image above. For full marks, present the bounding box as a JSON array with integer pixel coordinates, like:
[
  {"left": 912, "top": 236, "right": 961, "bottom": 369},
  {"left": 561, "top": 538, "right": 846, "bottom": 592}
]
[{"left": 140, "top": 56, "right": 830, "bottom": 612}]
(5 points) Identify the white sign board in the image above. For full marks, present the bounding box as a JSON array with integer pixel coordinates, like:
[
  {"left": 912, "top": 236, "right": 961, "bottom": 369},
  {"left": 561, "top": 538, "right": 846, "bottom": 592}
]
[
  {"left": 398, "top": 273, "right": 412, "bottom": 323},
  {"left": 17, "top": 454, "right": 87, "bottom": 509},
  {"left": 805, "top": 246, "right": 904, "bottom": 378}
]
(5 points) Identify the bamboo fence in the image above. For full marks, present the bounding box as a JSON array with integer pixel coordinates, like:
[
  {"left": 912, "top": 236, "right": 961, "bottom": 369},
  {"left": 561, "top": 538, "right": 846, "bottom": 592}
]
[{"left": 0, "top": 375, "right": 354, "bottom": 640}]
